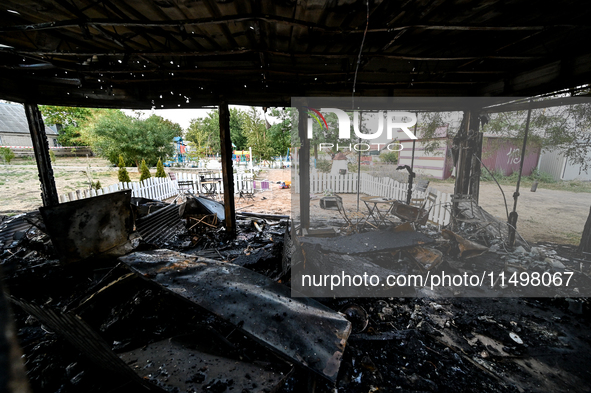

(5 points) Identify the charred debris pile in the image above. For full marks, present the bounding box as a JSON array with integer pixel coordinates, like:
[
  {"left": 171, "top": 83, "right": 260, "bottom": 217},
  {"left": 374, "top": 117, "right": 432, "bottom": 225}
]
[{"left": 1, "top": 190, "right": 591, "bottom": 393}]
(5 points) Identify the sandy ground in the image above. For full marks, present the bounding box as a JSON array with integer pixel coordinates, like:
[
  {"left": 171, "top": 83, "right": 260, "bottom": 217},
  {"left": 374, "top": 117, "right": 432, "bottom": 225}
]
[
  {"left": 1, "top": 160, "right": 588, "bottom": 245},
  {"left": 433, "top": 182, "right": 589, "bottom": 245},
  {"left": 0, "top": 157, "right": 153, "bottom": 214}
]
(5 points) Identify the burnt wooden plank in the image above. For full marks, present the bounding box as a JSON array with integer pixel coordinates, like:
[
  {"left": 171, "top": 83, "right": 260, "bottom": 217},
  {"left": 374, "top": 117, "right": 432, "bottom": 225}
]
[
  {"left": 219, "top": 101, "right": 236, "bottom": 237},
  {"left": 25, "top": 103, "right": 59, "bottom": 207}
]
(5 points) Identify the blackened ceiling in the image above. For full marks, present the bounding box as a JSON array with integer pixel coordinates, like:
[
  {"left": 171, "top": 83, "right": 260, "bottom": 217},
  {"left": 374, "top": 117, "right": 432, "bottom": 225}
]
[{"left": 0, "top": 0, "right": 590, "bottom": 109}]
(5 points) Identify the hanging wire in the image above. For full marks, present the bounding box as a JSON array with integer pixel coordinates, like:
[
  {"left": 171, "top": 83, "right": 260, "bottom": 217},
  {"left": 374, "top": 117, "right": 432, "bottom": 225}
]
[{"left": 352, "top": 0, "right": 370, "bottom": 109}]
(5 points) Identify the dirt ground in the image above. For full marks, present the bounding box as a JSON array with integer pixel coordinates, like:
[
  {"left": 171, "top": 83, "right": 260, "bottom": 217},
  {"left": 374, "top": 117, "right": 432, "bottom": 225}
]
[
  {"left": 0, "top": 157, "right": 139, "bottom": 214},
  {"left": 1, "top": 159, "right": 588, "bottom": 245}
]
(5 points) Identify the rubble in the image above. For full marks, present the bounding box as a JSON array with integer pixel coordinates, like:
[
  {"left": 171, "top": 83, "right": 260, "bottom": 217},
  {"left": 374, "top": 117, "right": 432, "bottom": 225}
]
[
  {"left": 441, "top": 229, "right": 489, "bottom": 259},
  {"left": 2, "top": 192, "right": 591, "bottom": 393},
  {"left": 135, "top": 203, "right": 186, "bottom": 248}
]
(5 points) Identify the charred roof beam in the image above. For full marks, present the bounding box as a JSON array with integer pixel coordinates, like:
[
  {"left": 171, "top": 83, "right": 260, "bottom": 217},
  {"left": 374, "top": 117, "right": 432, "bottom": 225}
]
[
  {"left": 0, "top": 17, "right": 568, "bottom": 34},
  {"left": 0, "top": 48, "right": 543, "bottom": 61}
]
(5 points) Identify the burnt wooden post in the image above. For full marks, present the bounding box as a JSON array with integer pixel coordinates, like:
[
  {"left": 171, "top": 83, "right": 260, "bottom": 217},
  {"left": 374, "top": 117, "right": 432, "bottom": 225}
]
[
  {"left": 579, "top": 206, "right": 591, "bottom": 256},
  {"left": 407, "top": 114, "right": 419, "bottom": 205},
  {"left": 298, "top": 108, "right": 310, "bottom": 230},
  {"left": 468, "top": 114, "right": 483, "bottom": 203},
  {"left": 454, "top": 111, "right": 470, "bottom": 195},
  {"left": 453, "top": 111, "right": 472, "bottom": 214},
  {"left": 25, "top": 103, "right": 59, "bottom": 207},
  {"left": 218, "top": 101, "right": 236, "bottom": 237}
]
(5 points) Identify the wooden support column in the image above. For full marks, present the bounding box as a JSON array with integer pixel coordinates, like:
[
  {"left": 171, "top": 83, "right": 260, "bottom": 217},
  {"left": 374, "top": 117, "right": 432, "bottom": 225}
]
[
  {"left": 218, "top": 101, "right": 236, "bottom": 237},
  {"left": 579, "top": 206, "right": 591, "bottom": 257},
  {"left": 453, "top": 111, "right": 472, "bottom": 205},
  {"left": 468, "top": 114, "right": 483, "bottom": 203},
  {"left": 25, "top": 103, "right": 59, "bottom": 207},
  {"left": 298, "top": 108, "right": 310, "bottom": 230}
]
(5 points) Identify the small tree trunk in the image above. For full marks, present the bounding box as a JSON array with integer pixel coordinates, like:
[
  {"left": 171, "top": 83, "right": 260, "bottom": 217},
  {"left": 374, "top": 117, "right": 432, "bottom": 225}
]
[{"left": 579, "top": 206, "right": 591, "bottom": 256}]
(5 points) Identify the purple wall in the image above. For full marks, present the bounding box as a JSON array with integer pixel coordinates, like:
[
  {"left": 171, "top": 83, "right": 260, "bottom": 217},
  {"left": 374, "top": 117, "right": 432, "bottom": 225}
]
[{"left": 481, "top": 138, "right": 541, "bottom": 176}]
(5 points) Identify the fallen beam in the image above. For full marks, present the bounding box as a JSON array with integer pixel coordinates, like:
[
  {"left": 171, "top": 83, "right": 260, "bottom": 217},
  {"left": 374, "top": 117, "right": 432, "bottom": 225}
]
[
  {"left": 119, "top": 250, "right": 351, "bottom": 382},
  {"left": 237, "top": 212, "right": 290, "bottom": 220}
]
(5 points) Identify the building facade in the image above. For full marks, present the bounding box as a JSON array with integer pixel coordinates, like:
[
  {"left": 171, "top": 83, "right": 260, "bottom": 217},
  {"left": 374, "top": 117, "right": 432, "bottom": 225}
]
[{"left": 0, "top": 102, "right": 58, "bottom": 148}]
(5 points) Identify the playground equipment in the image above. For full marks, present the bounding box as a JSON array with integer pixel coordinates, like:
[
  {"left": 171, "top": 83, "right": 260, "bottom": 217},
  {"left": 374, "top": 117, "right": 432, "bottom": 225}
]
[{"left": 173, "top": 136, "right": 187, "bottom": 163}]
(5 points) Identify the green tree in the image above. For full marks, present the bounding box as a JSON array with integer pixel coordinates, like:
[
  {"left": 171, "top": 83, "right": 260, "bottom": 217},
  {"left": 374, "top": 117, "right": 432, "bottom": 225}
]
[
  {"left": 380, "top": 151, "right": 398, "bottom": 164},
  {"left": 186, "top": 118, "right": 214, "bottom": 160},
  {"left": 0, "top": 147, "right": 15, "bottom": 164},
  {"left": 118, "top": 154, "right": 131, "bottom": 183},
  {"left": 298, "top": 110, "right": 355, "bottom": 159},
  {"left": 267, "top": 108, "right": 292, "bottom": 157},
  {"left": 85, "top": 111, "right": 181, "bottom": 167},
  {"left": 316, "top": 159, "right": 332, "bottom": 173},
  {"left": 414, "top": 112, "right": 448, "bottom": 156},
  {"left": 242, "top": 107, "right": 274, "bottom": 160},
  {"left": 185, "top": 108, "right": 248, "bottom": 155},
  {"left": 155, "top": 158, "right": 166, "bottom": 177},
  {"left": 39, "top": 105, "right": 95, "bottom": 146},
  {"left": 139, "top": 159, "right": 151, "bottom": 182},
  {"left": 229, "top": 108, "right": 248, "bottom": 149}
]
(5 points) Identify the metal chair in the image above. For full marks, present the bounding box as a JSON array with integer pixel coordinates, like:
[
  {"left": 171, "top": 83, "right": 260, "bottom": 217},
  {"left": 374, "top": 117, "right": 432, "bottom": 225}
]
[
  {"left": 334, "top": 195, "right": 369, "bottom": 234},
  {"left": 199, "top": 175, "right": 220, "bottom": 200},
  {"left": 169, "top": 172, "right": 194, "bottom": 202},
  {"left": 237, "top": 180, "right": 255, "bottom": 202},
  {"left": 386, "top": 191, "right": 437, "bottom": 225}
]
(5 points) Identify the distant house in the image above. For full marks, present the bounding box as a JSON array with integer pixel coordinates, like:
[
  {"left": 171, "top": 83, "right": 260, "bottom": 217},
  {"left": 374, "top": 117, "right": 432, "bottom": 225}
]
[
  {"left": 388, "top": 125, "right": 541, "bottom": 179},
  {"left": 393, "top": 125, "right": 453, "bottom": 180},
  {"left": 0, "top": 102, "right": 58, "bottom": 147},
  {"left": 538, "top": 148, "right": 591, "bottom": 181},
  {"left": 480, "top": 133, "right": 541, "bottom": 177}
]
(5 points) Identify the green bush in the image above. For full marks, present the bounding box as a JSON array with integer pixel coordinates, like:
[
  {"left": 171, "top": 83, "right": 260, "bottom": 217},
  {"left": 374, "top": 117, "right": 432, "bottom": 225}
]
[
  {"left": 139, "top": 159, "right": 151, "bottom": 182},
  {"left": 316, "top": 159, "right": 332, "bottom": 173},
  {"left": 117, "top": 154, "right": 131, "bottom": 183},
  {"left": 0, "top": 147, "right": 15, "bottom": 164},
  {"left": 380, "top": 151, "right": 398, "bottom": 164},
  {"left": 528, "top": 169, "right": 555, "bottom": 183},
  {"left": 480, "top": 168, "right": 555, "bottom": 184},
  {"left": 49, "top": 150, "right": 56, "bottom": 164},
  {"left": 155, "top": 158, "right": 166, "bottom": 178},
  {"left": 480, "top": 169, "right": 505, "bottom": 182}
]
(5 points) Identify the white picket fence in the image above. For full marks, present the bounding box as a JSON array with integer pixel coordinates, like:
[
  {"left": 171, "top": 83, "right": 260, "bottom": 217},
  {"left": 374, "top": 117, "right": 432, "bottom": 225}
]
[
  {"left": 58, "top": 177, "right": 178, "bottom": 203},
  {"left": 58, "top": 172, "right": 255, "bottom": 203},
  {"left": 294, "top": 172, "right": 452, "bottom": 226},
  {"left": 58, "top": 170, "right": 452, "bottom": 226}
]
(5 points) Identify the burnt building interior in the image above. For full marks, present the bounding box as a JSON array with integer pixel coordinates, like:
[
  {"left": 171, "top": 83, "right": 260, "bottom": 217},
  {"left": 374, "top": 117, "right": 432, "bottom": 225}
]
[{"left": 2, "top": 1, "right": 591, "bottom": 392}]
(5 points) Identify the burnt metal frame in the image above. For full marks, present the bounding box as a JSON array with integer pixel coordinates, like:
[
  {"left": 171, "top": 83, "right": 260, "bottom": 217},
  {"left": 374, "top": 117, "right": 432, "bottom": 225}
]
[{"left": 25, "top": 103, "right": 59, "bottom": 207}]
